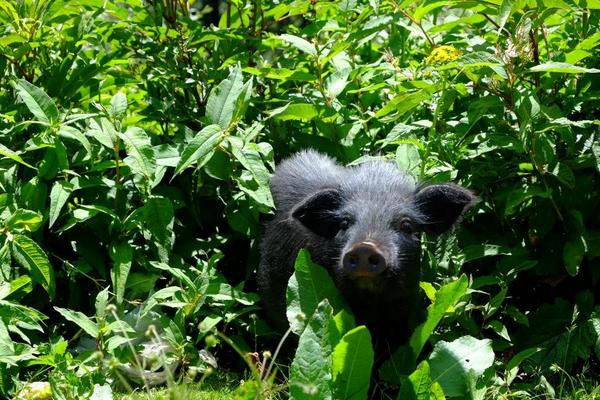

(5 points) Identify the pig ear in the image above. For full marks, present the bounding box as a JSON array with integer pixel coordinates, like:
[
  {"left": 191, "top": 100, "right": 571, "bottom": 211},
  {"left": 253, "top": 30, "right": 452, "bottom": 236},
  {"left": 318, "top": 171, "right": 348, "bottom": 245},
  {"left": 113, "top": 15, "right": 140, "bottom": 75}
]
[
  {"left": 292, "top": 189, "right": 343, "bottom": 238},
  {"left": 414, "top": 184, "right": 476, "bottom": 235}
]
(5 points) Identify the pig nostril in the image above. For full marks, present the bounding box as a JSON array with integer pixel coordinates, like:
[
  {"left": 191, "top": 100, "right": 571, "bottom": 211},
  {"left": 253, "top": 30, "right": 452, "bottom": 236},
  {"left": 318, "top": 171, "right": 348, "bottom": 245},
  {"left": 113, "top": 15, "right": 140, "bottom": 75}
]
[
  {"left": 348, "top": 254, "right": 359, "bottom": 269},
  {"left": 368, "top": 254, "right": 381, "bottom": 269}
]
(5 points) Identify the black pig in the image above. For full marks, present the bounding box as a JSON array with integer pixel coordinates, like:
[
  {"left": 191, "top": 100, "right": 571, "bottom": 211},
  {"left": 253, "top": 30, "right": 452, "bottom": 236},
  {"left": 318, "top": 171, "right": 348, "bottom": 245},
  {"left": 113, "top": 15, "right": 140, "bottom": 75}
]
[{"left": 257, "top": 150, "right": 475, "bottom": 351}]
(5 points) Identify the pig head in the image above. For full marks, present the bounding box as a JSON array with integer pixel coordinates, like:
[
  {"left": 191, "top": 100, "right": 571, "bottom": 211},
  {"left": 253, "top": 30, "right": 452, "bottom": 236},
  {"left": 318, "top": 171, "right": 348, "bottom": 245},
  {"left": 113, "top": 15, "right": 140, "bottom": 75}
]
[{"left": 257, "top": 150, "right": 475, "bottom": 349}]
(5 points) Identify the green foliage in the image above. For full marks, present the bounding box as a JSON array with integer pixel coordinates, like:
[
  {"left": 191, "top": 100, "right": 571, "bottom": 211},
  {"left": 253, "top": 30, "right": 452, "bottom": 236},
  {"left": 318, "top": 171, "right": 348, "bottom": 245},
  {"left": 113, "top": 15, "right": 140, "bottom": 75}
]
[
  {"left": 286, "top": 249, "right": 347, "bottom": 334},
  {"left": 286, "top": 252, "right": 374, "bottom": 400},
  {"left": 428, "top": 336, "right": 495, "bottom": 398},
  {"left": 0, "top": 0, "right": 599, "bottom": 398}
]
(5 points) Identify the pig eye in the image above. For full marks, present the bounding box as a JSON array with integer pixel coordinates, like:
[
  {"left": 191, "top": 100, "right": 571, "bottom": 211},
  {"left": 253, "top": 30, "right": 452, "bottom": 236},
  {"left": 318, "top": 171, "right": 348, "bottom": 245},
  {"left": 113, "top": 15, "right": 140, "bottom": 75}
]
[{"left": 396, "top": 219, "right": 414, "bottom": 234}]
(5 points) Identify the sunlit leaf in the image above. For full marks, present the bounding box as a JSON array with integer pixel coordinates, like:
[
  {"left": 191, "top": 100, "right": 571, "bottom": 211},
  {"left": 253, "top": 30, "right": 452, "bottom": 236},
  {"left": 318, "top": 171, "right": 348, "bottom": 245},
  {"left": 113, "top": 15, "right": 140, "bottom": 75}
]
[
  {"left": 14, "top": 79, "right": 59, "bottom": 124},
  {"left": 174, "top": 124, "right": 224, "bottom": 175},
  {"left": 11, "top": 235, "right": 55, "bottom": 298}
]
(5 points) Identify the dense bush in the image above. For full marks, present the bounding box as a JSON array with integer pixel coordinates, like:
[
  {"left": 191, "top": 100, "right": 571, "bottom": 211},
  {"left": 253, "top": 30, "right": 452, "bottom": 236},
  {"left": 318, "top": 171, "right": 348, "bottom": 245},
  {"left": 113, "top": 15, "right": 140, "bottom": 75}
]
[{"left": 1, "top": 0, "right": 599, "bottom": 398}]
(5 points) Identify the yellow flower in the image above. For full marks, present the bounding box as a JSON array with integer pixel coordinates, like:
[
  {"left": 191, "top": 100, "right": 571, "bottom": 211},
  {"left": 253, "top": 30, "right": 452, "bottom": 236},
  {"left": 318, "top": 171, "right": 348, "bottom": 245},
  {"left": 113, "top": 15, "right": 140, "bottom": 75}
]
[{"left": 424, "top": 45, "right": 463, "bottom": 65}]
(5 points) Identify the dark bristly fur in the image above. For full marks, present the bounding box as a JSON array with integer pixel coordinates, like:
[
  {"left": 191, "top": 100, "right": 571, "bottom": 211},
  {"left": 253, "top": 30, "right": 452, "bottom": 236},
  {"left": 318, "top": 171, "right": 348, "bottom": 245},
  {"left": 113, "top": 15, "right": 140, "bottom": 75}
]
[{"left": 257, "top": 150, "right": 476, "bottom": 354}]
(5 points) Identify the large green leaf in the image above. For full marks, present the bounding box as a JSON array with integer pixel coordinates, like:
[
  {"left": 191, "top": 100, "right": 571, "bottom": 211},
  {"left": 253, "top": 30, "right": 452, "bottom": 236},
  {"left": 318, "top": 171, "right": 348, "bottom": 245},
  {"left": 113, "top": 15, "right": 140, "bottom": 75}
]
[
  {"left": 95, "top": 287, "right": 110, "bottom": 320},
  {"left": 206, "top": 65, "right": 249, "bottom": 129},
  {"left": 395, "top": 143, "right": 421, "bottom": 176},
  {"left": 54, "top": 307, "right": 99, "bottom": 338},
  {"left": 428, "top": 336, "right": 494, "bottom": 398},
  {"left": 287, "top": 250, "right": 347, "bottom": 334},
  {"left": 375, "top": 89, "right": 433, "bottom": 120},
  {"left": 529, "top": 62, "right": 600, "bottom": 74},
  {"left": 48, "top": 180, "right": 74, "bottom": 228},
  {"left": 0, "top": 143, "right": 36, "bottom": 169},
  {"left": 88, "top": 118, "right": 117, "bottom": 149},
  {"left": 174, "top": 124, "right": 224, "bottom": 176},
  {"left": 5, "top": 210, "right": 43, "bottom": 233},
  {"left": 14, "top": 79, "right": 59, "bottom": 124},
  {"left": 228, "top": 138, "right": 274, "bottom": 209},
  {"left": 280, "top": 34, "right": 317, "bottom": 56},
  {"left": 57, "top": 125, "right": 92, "bottom": 155},
  {"left": 290, "top": 299, "right": 334, "bottom": 400},
  {"left": 332, "top": 325, "right": 373, "bottom": 400},
  {"left": 397, "top": 361, "right": 444, "bottom": 400},
  {"left": 409, "top": 275, "right": 469, "bottom": 359},
  {"left": 110, "top": 242, "right": 133, "bottom": 305},
  {"left": 142, "top": 196, "right": 174, "bottom": 261},
  {"left": 108, "top": 92, "right": 127, "bottom": 120},
  {"left": 380, "top": 275, "right": 469, "bottom": 383},
  {"left": 268, "top": 103, "right": 320, "bottom": 121},
  {"left": 119, "top": 127, "right": 156, "bottom": 182},
  {"left": 497, "top": 0, "right": 514, "bottom": 33},
  {"left": 11, "top": 234, "right": 55, "bottom": 298}
]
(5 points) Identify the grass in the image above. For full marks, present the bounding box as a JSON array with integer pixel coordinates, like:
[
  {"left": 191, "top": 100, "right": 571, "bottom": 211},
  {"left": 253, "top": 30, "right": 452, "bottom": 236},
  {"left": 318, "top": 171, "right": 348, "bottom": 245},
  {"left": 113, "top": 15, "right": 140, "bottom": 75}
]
[{"left": 114, "top": 372, "right": 241, "bottom": 400}]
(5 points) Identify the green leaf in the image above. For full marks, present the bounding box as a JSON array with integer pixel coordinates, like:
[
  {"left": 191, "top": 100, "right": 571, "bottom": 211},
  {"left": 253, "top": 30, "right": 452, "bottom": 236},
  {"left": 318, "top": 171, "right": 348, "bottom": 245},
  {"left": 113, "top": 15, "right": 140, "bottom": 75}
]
[
  {"left": 48, "top": 180, "right": 74, "bottom": 228},
  {"left": 14, "top": 79, "right": 59, "bottom": 124},
  {"left": 563, "top": 235, "right": 587, "bottom": 276},
  {"left": 397, "top": 361, "right": 434, "bottom": 400},
  {"left": 565, "top": 31, "right": 600, "bottom": 63},
  {"left": 0, "top": 240, "right": 11, "bottom": 282},
  {"left": 591, "top": 141, "right": 600, "bottom": 174},
  {"left": 141, "top": 286, "right": 185, "bottom": 316},
  {"left": 0, "top": 143, "right": 36, "bottom": 169},
  {"left": 530, "top": 323, "right": 595, "bottom": 371},
  {"left": 497, "top": 0, "right": 514, "bottom": 33},
  {"left": 244, "top": 66, "right": 316, "bottom": 81},
  {"left": 290, "top": 299, "right": 334, "bottom": 400},
  {"left": 108, "top": 92, "right": 127, "bottom": 121},
  {"left": 395, "top": 143, "right": 421, "bottom": 176},
  {"left": 413, "top": 1, "right": 448, "bottom": 21},
  {"left": 280, "top": 34, "right": 317, "bottom": 56},
  {"left": 11, "top": 234, "right": 55, "bottom": 298},
  {"left": 375, "top": 90, "right": 433, "bottom": 120},
  {"left": 143, "top": 196, "right": 174, "bottom": 261},
  {"left": 332, "top": 325, "right": 374, "bottom": 400},
  {"left": 428, "top": 336, "right": 494, "bottom": 398},
  {"left": 455, "top": 52, "right": 503, "bottom": 68},
  {"left": 35, "top": 148, "right": 59, "bottom": 180},
  {"left": 268, "top": 103, "right": 320, "bottom": 121},
  {"left": 231, "top": 78, "right": 253, "bottom": 124},
  {"left": 331, "top": 309, "right": 356, "bottom": 341},
  {"left": 206, "top": 65, "right": 247, "bottom": 129},
  {"left": 174, "top": 124, "right": 224, "bottom": 176},
  {"left": 119, "top": 127, "right": 156, "bottom": 182},
  {"left": 5, "top": 210, "right": 43, "bottom": 233},
  {"left": 462, "top": 244, "right": 512, "bottom": 262},
  {"left": 88, "top": 118, "right": 117, "bottom": 149},
  {"left": 95, "top": 287, "right": 110, "bottom": 320},
  {"left": 529, "top": 62, "right": 600, "bottom": 74},
  {"left": 506, "top": 347, "right": 543, "bottom": 370},
  {"left": 287, "top": 250, "right": 347, "bottom": 335},
  {"left": 326, "top": 55, "right": 352, "bottom": 98},
  {"left": 505, "top": 184, "right": 550, "bottom": 215},
  {"left": 409, "top": 275, "right": 469, "bottom": 360},
  {"left": 228, "top": 138, "right": 274, "bottom": 209},
  {"left": 54, "top": 307, "right": 99, "bottom": 338},
  {"left": 57, "top": 125, "right": 92, "bottom": 155},
  {"left": 110, "top": 243, "right": 133, "bottom": 305}
]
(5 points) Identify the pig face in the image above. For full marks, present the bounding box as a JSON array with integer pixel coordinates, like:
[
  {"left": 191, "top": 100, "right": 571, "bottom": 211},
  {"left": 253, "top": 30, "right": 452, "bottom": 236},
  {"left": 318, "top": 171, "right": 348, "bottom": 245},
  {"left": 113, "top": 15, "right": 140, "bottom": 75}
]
[{"left": 290, "top": 162, "right": 475, "bottom": 294}]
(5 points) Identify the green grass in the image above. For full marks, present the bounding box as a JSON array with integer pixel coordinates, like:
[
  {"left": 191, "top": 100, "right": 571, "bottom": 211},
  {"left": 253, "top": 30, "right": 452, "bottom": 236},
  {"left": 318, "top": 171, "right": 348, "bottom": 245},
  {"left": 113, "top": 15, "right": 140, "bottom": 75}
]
[{"left": 114, "top": 372, "right": 241, "bottom": 400}]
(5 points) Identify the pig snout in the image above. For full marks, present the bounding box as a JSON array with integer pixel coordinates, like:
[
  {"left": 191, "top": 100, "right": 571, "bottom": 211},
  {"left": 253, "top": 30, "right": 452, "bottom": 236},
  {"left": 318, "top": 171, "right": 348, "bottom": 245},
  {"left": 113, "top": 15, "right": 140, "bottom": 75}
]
[{"left": 342, "top": 242, "right": 388, "bottom": 277}]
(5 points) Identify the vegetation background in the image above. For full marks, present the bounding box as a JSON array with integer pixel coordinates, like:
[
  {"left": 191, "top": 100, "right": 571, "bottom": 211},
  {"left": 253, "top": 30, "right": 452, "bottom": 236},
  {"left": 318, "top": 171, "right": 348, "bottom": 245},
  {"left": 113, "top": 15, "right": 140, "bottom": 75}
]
[{"left": 0, "top": 0, "right": 599, "bottom": 399}]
